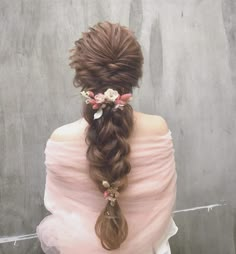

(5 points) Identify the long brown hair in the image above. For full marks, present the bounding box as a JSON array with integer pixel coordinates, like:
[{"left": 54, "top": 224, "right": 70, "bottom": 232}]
[{"left": 68, "top": 21, "right": 144, "bottom": 250}]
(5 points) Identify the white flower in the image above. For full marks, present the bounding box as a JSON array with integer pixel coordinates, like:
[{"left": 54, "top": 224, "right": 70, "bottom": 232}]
[
  {"left": 85, "top": 98, "right": 91, "bottom": 104},
  {"left": 80, "top": 91, "right": 90, "bottom": 99},
  {"left": 94, "top": 93, "right": 106, "bottom": 103},
  {"left": 104, "top": 88, "right": 119, "bottom": 102}
]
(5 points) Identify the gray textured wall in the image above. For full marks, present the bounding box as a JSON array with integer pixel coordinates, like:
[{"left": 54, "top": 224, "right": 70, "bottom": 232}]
[{"left": 0, "top": 0, "right": 235, "bottom": 253}]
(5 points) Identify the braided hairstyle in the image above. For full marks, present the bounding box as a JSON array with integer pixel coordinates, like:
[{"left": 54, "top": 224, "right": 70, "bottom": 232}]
[{"left": 68, "top": 21, "right": 144, "bottom": 250}]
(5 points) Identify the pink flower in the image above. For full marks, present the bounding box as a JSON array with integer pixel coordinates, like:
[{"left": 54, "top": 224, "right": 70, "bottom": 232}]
[
  {"left": 120, "top": 93, "right": 132, "bottom": 101},
  {"left": 104, "top": 190, "right": 109, "bottom": 198},
  {"left": 92, "top": 103, "right": 100, "bottom": 109},
  {"left": 114, "top": 99, "right": 126, "bottom": 105},
  {"left": 87, "top": 91, "right": 94, "bottom": 97},
  {"left": 114, "top": 93, "right": 132, "bottom": 107},
  {"left": 94, "top": 93, "right": 106, "bottom": 103}
]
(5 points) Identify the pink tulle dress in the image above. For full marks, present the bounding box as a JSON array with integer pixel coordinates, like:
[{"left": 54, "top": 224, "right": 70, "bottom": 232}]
[{"left": 36, "top": 118, "right": 178, "bottom": 254}]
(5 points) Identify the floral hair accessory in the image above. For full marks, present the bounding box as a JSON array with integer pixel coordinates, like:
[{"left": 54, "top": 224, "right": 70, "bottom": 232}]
[
  {"left": 102, "top": 180, "right": 120, "bottom": 207},
  {"left": 80, "top": 88, "right": 133, "bottom": 120}
]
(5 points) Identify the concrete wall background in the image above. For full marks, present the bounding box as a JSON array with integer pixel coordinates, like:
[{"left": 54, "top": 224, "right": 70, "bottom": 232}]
[{"left": 0, "top": 0, "right": 235, "bottom": 253}]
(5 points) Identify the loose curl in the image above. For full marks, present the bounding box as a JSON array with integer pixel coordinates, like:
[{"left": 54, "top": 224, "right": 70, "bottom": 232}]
[{"left": 68, "top": 21, "right": 144, "bottom": 250}]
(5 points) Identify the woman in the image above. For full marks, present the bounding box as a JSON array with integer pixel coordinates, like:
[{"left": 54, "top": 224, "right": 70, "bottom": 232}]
[{"left": 36, "top": 21, "right": 178, "bottom": 254}]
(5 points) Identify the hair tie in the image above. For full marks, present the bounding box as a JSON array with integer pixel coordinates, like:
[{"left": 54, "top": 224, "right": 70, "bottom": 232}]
[
  {"left": 80, "top": 88, "right": 133, "bottom": 120},
  {"left": 102, "top": 180, "right": 120, "bottom": 207}
]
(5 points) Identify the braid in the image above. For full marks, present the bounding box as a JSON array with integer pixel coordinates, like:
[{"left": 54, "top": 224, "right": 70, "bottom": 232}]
[{"left": 84, "top": 98, "right": 134, "bottom": 250}]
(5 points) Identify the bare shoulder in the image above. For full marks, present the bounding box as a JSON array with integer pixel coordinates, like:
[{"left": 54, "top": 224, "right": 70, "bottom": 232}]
[
  {"left": 151, "top": 115, "right": 169, "bottom": 135},
  {"left": 49, "top": 119, "right": 83, "bottom": 142},
  {"left": 134, "top": 112, "right": 169, "bottom": 136}
]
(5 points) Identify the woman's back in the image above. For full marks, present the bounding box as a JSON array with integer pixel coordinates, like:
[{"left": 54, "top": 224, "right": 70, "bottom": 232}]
[
  {"left": 36, "top": 111, "right": 178, "bottom": 254},
  {"left": 36, "top": 20, "right": 178, "bottom": 254}
]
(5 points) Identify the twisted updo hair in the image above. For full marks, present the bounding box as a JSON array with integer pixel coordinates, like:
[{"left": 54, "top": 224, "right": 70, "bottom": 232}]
[{"left": 68, "top": 21, "right": 144, "bottom": 250}]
